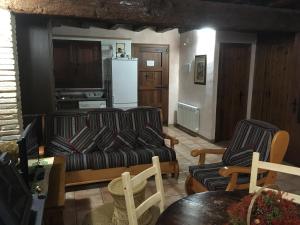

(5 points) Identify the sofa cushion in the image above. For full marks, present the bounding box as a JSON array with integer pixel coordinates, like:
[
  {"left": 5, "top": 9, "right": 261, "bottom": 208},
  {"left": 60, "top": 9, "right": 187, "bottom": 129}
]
[
  {"left": 137, "top": 126, "right": 164, "bottom": 147},
  {"left": 65, "top": 145, "right": 177, "bottom": 171},
  {"left": 45, "top": 113, "right": 87, "bottom": 144},
  {"left": 104, "top": 129, "right": 137, "bottom": 152},
  {"left": 69, "top": 126, "right": 96, "bottom": 154},
  {"left": 127, "top": 107, "right": 163, "bottom": 133},
  {"left": 47, "top": 136, "right": 75, "bottom": 156},
  {"left": 93, "top": 126, "right": 116, "bottom": 151},
  {"left": 87, "top": 109, "right": 127, "bottom": 132}
]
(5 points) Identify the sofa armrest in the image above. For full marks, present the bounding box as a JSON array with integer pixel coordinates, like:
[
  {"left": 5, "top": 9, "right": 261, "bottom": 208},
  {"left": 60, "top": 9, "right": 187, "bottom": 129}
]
[
  {"left": 163, "top": 133, "right": 179, "bottom": 149},
  {"left": 191, "top": 148, "right": 226, "bottom": 165}
]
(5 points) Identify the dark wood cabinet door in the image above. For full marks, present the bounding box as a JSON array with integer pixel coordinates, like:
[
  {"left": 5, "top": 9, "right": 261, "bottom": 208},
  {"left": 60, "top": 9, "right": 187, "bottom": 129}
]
[
  {"left": 53, "top": 40, "right": 102, "bottom": 89},
  {"left": 132, "top": 44, "right": 169, "bottom": 124},
  {"left": 215, "top": 43, "right": 251, "bottom": 142}
]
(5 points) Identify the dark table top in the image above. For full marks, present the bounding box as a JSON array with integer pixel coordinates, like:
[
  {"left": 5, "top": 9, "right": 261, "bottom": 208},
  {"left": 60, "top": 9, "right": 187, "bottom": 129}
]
[{"left": 156, "top": 191, "right": 248, "bottom": 225}]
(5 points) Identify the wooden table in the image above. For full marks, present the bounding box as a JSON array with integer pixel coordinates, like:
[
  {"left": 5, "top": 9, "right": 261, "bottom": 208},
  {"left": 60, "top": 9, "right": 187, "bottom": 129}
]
[
  {"left": 155, "top": 191, "right": 247, "bottom": 225},
  {"left": 28, "top": 156, "right": 66, "bottom": 225}
]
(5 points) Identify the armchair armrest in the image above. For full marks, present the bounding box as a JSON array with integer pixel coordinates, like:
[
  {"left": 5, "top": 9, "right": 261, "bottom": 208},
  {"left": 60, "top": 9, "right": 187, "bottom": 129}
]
[
  {"left": 219, "top": 166, "right": 268, "bottom": 191},
  {"left": 191, "top": 148, "right": 226, "bottom": 165},
  {"left": 219, "top": 166, "right": 267, "bottom": 177},
  {"left": 163, "top": 133, "right": 179, "bottom": 149}
]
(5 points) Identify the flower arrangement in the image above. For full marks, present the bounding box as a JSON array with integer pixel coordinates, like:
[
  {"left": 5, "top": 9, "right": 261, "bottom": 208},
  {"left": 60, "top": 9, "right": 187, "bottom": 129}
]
[{"left": 227, "top": 190, "right": 300, "bottom": 225}]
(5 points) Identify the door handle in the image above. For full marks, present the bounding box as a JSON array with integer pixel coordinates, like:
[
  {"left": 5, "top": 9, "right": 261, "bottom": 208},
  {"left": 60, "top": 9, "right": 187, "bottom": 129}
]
[
  {"left": 291, "top": 98, "right": 297, "bottom": 113},
  {"left": 239, "top": 91, "right": 244, "bottom": 103},
  {"left": 292, "top": 97, "right": 300, "bottom": 123},
  {"left": 297, "top": 97, "right": 300, "bottom": 123}
]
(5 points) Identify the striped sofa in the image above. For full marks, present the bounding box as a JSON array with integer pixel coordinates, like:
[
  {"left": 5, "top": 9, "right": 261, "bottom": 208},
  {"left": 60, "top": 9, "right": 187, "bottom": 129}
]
[{"left": 44, "top": 107, "right": 179, "bottom": 186}]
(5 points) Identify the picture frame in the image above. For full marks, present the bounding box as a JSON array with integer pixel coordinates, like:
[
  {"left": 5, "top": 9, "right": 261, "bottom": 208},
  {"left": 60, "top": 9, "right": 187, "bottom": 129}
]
[
  {"left": 194, "top": 55, "right": 207, "bottom": 85},
  {"left": 116, "top": 43, "right": 126, "bottom": 58}
]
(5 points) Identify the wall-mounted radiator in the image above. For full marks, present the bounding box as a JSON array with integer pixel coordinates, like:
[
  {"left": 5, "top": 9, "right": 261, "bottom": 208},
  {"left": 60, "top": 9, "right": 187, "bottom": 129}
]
[{"left": 177, "top": 102, "right": 200, "bottom": 133}]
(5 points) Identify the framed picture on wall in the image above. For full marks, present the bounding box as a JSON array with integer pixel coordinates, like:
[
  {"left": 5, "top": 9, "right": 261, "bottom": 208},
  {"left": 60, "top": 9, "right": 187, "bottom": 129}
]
[
  {"left": 194, "top": 55, "right": 207, "bottom": 85},
  {"left": 116, "top": 43, "right": 126, "bottom": 58}
]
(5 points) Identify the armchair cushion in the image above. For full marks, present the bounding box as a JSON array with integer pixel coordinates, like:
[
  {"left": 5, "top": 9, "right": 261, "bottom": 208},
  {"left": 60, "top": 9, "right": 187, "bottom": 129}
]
[
  {"left": 222, "top": 120, "right": 278, "bottom": 165},
  {"left": 189, "top": 162, "right": 250, "bottom": 191},
  {"left": 227, "top": 148, "right": 253, "bottom": 167}
]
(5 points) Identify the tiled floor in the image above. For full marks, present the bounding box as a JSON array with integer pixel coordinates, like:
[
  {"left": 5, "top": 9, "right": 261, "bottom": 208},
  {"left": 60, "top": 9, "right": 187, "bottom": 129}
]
[{"left": 64, "top": 126, "right": 300, "bottom": 225}]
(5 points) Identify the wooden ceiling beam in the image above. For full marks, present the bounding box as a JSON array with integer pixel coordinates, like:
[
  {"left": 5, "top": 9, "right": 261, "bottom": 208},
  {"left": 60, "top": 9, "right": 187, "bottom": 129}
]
[
  {"left": 268, "top": 0, "right": 298, "bottom": 7},
  {"left": 155, "top": 27, "right": 175, "bottom": 33},
  {"left": 131, "top": 25, "right": 149, "bottom": 32},
  {"left": 2, "top": 0, "right": 300, "bottom": 32}
]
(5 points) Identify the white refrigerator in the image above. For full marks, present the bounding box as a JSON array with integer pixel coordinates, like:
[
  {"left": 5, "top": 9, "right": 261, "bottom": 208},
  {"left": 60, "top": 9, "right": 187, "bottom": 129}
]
[{"left": 112, "top": 58, "right": 138, "bottom": 109}]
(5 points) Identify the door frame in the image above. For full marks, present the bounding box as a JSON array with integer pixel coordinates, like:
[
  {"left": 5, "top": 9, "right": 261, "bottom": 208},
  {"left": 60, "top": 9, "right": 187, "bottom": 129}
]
[
  {"left": 215, "top": 42, "right": 252, "bottom": 142},
  {"left": 132, "top": 43, "right": 170, "bottom": 124}
]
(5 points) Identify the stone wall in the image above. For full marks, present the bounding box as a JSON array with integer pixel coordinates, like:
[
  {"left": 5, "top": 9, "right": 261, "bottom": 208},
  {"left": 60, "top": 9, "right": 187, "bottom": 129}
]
[{"left": 0, "top": 9, "right": 22, "bottom": 142}]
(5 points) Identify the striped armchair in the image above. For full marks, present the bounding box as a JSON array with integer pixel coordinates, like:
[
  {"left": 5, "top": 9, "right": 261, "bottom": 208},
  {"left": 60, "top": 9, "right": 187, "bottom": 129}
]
[{"left": 185, "top": 119, "right": 289, "bottom": 194}]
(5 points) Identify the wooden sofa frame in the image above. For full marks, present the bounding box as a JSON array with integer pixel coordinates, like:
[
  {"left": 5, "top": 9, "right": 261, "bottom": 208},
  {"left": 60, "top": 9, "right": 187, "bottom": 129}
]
[{"left": 185, "top": 130, "right": 289, "bottom": 194}]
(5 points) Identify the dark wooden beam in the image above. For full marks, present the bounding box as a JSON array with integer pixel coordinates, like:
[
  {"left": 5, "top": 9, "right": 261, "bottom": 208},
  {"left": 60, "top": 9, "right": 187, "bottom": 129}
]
[
  {"left": 131, "top": 25, "right": 148, "bottom": 32},
  {"left": 2, "top": 0, "right": 300, "bottom": 32},
  {"left": 155, "top": 27, "right": 175, "bottom": 33}
]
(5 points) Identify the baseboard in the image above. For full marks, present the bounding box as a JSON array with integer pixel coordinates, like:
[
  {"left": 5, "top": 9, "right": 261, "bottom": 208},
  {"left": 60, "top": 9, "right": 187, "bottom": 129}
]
[{"left": 174, "top": 123, "right": 215, "bottom": 143}]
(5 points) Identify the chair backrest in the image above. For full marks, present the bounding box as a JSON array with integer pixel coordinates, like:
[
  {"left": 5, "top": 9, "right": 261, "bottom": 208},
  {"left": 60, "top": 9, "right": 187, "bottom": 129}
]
[
  {"left": 223, "top": 119, "right": 279, "bottom": 166},
  {"left": 250, "top": 152, "right": 300, "bottom": 204},
  {"left": 122, "top": 156, "right": 165, "bottom": 225}
]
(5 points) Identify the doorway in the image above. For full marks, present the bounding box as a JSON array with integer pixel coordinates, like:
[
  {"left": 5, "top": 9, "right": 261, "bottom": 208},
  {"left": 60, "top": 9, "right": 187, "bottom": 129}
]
[
  {"left": 215, "top": 43, "right": 252, "bottom": 142},
  {"left": 132, "top": 44, "right": 169, "bottom": 124}
]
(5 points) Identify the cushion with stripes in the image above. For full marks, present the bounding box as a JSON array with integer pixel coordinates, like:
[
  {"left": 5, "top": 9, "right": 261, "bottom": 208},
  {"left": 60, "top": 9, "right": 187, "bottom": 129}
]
[
  {"left": 104, "top": 129, "right": 137, "bottom": 152},
  {"left": 47, "top": 136, "right": 75, "bottom": 155},
  {"left": 93, "top": 126, "right": 116, "bottom": 151},
  {"left": 227, "top": 148, "right": 254, "bottom": 167},
  {"left": 69, "top": 126, "right": 96, "bottom": 154},
  {"left": 137, "top": 126, "right": 165, "bottom": 147}
]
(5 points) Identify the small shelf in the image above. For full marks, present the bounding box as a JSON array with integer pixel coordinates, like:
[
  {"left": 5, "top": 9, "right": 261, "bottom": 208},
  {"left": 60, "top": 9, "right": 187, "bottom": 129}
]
[{"left": 56, "top": 98, "right": 107, "bottom": 102}]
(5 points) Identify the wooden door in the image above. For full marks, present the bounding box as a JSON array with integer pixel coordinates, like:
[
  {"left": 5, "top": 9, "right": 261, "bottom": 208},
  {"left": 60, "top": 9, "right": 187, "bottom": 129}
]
[
  {"left": 132, "top": 44, "right": 169, "bottom": 124},
  {"left": 286, "top": 34, "right": 300, "bottom": 166},
  {"left": 215, "top": 43, "right": 251, "bottom": 142},
  {"left": 252, "top": 33, "right": 300, "bottom": 166}
]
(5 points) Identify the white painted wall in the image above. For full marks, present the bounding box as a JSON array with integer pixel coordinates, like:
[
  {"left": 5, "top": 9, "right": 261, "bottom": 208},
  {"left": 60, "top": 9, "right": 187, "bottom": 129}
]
[
  {"left": 179, "top": 29, "right": 256, "bottom": 140},
  {"left": 52, "top": 26, "right": 180, "bottom": 124},
  {"left": 179, "top": 29, "right": 217, "bottom": 139}
]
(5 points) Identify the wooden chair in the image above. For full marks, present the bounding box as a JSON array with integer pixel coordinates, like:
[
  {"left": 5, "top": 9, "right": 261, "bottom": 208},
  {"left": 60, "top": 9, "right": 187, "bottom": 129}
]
[
  {"left": 185, "top": 119, "right": 290, "bottom": 194},
  {"left": 250, "top": 152, "right": 300, "bottom": 204},
  {"left": 122, "top": 156, "right": 165, "bottom": 225}
]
